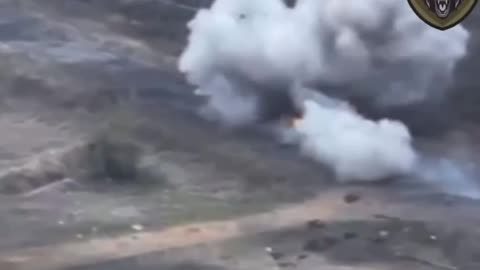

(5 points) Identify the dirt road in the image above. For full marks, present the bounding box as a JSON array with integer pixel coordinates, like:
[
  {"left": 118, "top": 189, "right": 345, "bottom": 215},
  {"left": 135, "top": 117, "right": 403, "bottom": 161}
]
[{"left": 0, "top": 1, "right": 480, "bottom": 270}]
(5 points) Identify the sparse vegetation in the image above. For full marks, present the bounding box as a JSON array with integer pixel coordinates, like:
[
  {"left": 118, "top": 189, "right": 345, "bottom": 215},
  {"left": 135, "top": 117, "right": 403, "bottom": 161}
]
[
  {"left": 84, "top": 103, "right": 147, "bottom": 184},
  {"left": 87, "top": 132, "right": 141, "bottom": 183}
]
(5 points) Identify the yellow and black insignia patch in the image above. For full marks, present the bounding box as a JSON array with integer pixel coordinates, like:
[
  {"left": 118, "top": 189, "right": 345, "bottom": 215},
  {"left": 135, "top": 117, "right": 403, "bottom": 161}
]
[{"left": 407, "top": 0, "right": 478, "bottom": 30}]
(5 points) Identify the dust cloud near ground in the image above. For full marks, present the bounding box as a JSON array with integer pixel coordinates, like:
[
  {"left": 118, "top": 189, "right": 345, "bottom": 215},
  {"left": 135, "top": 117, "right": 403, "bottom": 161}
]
[
  {"left": 179, "top": 0, "right": 480, "bottom": 195},
  {"left": 0, "top": 1, "right": 480, "bottom": 270}
]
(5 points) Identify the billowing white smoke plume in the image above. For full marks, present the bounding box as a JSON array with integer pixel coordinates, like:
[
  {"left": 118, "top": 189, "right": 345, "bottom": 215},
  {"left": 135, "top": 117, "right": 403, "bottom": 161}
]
[
  {"left": 295, "top": 99, "right": 414, "bottom": 182},
  {"left": 178, "top": 0, "right": 469, "bottom": 182}
]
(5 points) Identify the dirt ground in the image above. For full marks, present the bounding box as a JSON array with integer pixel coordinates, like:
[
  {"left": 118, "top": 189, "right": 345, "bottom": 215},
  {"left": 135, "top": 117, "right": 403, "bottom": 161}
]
[{"left": 1, "top": 1, "right": 480, "bottom": 270}]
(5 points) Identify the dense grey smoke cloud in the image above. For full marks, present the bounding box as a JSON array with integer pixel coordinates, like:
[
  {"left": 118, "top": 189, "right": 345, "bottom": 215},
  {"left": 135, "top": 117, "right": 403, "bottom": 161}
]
[{"left": 178, "top": 0, "right": 469, "bottom": 182}]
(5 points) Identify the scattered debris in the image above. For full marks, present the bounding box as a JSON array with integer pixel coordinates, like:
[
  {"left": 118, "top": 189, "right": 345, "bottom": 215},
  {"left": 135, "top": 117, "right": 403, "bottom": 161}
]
[
  {"left": 271, "top": 251, "right": 285, "bottom": 261},
  {"left": 303, "top": 236, "right": 338, "bottom": 253},
  {"left": 306, "top": 219, "right": 326, "bottom": 230},
  {"left": 265, "top": 247, "right": 285, "bottom": 260},
  {"left": 131, "top": 224, "right": 144, "bottom": 231},
  {"left": 372, "top": 230, "right": 390, "bottom": 243},
  {"left": 344, "top": 193, "right": 361, "bottom": 204}
]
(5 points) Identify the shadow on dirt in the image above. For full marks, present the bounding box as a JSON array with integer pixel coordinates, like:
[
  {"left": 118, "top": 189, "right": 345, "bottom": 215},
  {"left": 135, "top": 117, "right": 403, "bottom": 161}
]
[{"left": 68, "top": 260, "right": 226, "bottom": 270}]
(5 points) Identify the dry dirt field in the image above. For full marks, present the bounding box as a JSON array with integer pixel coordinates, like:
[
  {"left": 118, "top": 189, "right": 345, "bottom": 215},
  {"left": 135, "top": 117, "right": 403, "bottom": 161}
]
[{"left": 1, "top": 1, "right": 480, "bottom": 270}]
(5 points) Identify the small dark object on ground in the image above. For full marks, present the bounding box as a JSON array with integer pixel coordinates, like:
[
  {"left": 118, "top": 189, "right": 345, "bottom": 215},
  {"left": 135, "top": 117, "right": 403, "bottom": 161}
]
[
  {"left": 373, "top": 214, "right": 402, "bottom": 222},
  {"left": 303, "top": 239, "right": 322, "bottom": 252},
  {"left": 343, "top": 232, "right": 358, "bottom": 240},
  {"left": 371, "top": 231, "right": 389, "bottom": 244},
  {"left": 323, "top": 236, "right": 338, "bottom": 246},
  {"left": 278, "top": 262, "right": 296, "bottom": 268},
  {"left": 303, "top": 236, "right": 338, "bottom": 253},
  {"left": 306, "top": 219, "right": 326, "bottom": 230},
  {"left": 297, "top": 254, "right": 308, "bottom": 261},
  {"left": 344, "top": 193, "right": 361, "bottom": 204},
  {"left": 270, "top": 251, "right": 285, "bottom": 261},
  {"left": 371, "top": 237, "right": 385, "bottom": 243}
]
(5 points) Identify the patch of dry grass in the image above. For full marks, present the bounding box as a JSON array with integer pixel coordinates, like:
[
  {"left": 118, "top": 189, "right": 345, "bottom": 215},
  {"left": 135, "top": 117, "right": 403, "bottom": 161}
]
[{"left": 83, "top": 102, "right": 165, "bottom": 185}]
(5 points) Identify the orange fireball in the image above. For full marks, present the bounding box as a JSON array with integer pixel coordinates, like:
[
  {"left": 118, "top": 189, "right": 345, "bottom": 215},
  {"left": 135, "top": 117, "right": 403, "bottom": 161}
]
[{"left": 287, "top": 110, "right": 304, "bottom": 128}]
